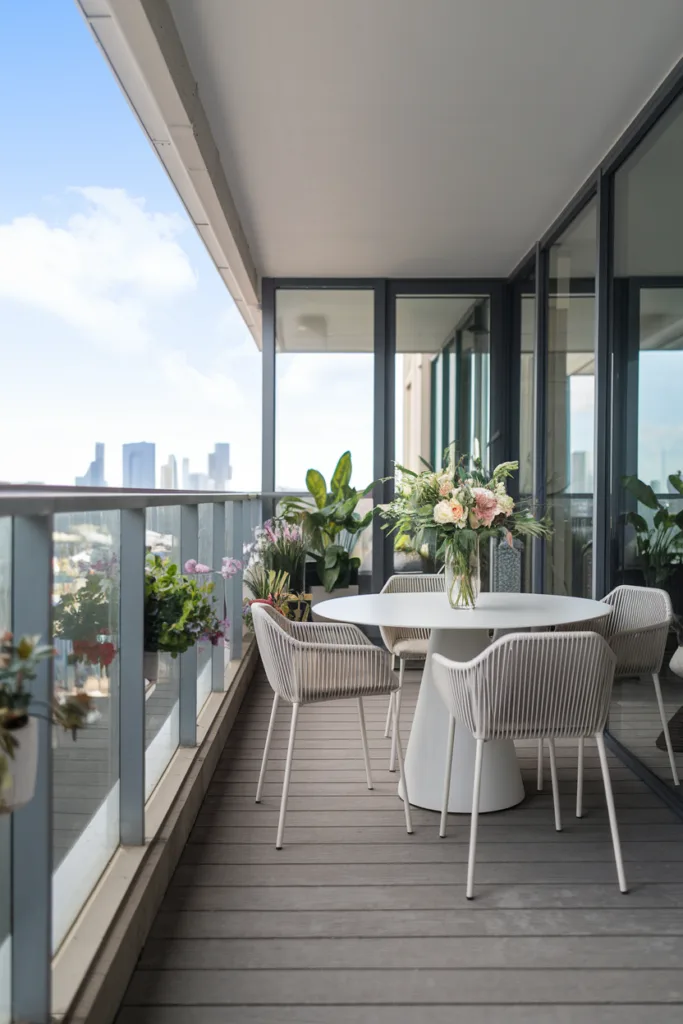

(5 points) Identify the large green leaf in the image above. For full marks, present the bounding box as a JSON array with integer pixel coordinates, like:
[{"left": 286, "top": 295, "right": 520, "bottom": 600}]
[
  {"left": 669, "top": 473, "right": 683, "bottom": 496},
  {"left": 324, "top": 544, "right": 345, "bottom": 569},
  {"left": 306, "top": 469, "right": 328, "bottom": 509},
  {"left": 624, "top": 511, "right": 649, "bottom": 534},
  {"left": 331, "top": 451, "right": 352, "bottom": 497},
  {"left": 322, "top": 562, "right": 341, "bottom": 592},
  {"left": 622, "top": 475, "right": 659, "bottom": 510},
  {"left": 654, "top": 507, "right": 671, "bottom": 529}
]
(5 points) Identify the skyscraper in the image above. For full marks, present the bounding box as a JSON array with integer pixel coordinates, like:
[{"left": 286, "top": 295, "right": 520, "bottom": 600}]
[
  {"left": 75, "top": 442, "right": 106, "bottom": 487},
  {"left": 209, "top": 443, "right": 232, "bottom": 490},
  {"left": 160, "top": 454, "right": 178, "bottom": 489},
  {"left": 122, "top": 442, "right": 156, "bottom": 489},
  {"left": 182, "top": 457, "right": 190, "bottom": 490}
]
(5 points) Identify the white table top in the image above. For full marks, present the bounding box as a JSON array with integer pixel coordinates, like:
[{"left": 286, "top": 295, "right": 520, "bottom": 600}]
[{"left": 314, "top": 591, "right": 611, "bottom": 631}]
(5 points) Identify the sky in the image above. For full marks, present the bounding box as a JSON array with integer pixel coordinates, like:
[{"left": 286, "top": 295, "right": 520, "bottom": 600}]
[{"left": 0, "top": 0, "right": 262, "bottom": 490}]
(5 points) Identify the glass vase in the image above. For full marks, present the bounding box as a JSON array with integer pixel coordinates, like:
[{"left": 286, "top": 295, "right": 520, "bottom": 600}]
[{"left": 444, "top": 538, "right": 481, "bottom": 609}]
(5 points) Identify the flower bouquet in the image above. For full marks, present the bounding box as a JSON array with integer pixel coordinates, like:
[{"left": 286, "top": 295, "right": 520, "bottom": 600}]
[{"left": 381, "top": 450, "right": 551, "bottom": 608}]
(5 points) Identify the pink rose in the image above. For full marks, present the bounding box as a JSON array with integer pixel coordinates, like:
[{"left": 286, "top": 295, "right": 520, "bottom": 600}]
[{"left": 472, "top": 488, "right": 499, "bottom": 527}]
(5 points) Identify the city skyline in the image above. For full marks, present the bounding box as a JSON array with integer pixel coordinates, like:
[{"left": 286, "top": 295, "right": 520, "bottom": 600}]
[{"left": 75, "top": 441, "right": 233, "bottom": 491}]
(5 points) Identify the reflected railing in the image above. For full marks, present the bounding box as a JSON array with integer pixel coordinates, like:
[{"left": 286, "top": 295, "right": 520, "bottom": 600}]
[{"left": 0, "top": 487, "right": 260, "bottom": 1024}]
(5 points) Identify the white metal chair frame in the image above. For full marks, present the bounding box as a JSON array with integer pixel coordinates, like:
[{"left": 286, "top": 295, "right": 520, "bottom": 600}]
[
  {"left": 558, "top": 585, "right": 678, "bottom": 805},
  {"left": 252, "top": 603, "right": 413, "bottom": 847},
  {"left": 379, "top": 573, "right": 444, "bottom": 771},
  {"left": 432, "top": 631, "right": 627, "bottom": 899}
]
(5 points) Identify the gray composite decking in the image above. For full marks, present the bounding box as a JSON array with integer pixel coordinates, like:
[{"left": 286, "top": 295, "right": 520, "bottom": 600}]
[{"left": 117, "top": 667, "right": 683, "bottom": 1023}]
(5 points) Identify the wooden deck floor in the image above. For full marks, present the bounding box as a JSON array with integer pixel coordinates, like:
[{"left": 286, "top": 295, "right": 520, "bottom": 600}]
[{"left": 117, "top": 667, "right": 683, "bottom": 1023}]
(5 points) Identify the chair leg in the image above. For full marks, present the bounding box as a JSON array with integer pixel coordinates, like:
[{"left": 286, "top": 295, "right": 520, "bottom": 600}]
[
  {"left": 547, "top": 737, "right": 562, "bottom": 832},
  {"left": 256, "top": 692, "right": 280, "bottom": 803},
  {"left": 466, "top": 738, "right": 484, "bottom": 900},
  {"left": 440, "top": 714, "right": 456, "bottom": 838},
  {"left": 389, "top": 657, "right": 406, "bottom": 772},
  {"left": 392, "top": 692, "right": 413, "bottom": 834},
  {"left": 276, "top": 702, "right": 299, "bottom": 850},
  {"left": 384, "top": 692, "right": 394, "bottom": 739},
  {"left": 357, "top": 697, "right": 373, "bottom": 790},
  {"left": 595, "top": 732, "right": 628, "bottom": 894},
  {"left": 576, "top": 737, "right": 584, "bottom": 818},
  {"left": 537, "top": 738, "right": 544, "bottom": 791},
  {"left": 652, "top": 672, "right": 680, "bottom": 786}
]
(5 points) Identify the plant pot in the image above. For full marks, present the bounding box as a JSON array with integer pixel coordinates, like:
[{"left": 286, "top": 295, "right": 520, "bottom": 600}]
[
  {"left": 305, "top": 560, "right": 359, "bottom": 590},
  {"left": 310, "top": 584, "right": 360, "bottom": 622},
  {"left": 144, "top": 650, "right": 159, "bottom": 684},
  {"left": 1, "top": 717, "right": 38, "bottom": 814}
]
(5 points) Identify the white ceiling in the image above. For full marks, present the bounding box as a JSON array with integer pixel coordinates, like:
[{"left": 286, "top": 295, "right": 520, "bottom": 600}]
[{"left": 166, "top": 0, "right": 683, "bottom": 280}]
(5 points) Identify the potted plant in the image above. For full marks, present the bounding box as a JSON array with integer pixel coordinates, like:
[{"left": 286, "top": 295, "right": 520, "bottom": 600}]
[
  {"left": 622, "top": 473, "right": 683, "bottom": 589},
  {"left": 242, "top": 565, "right": 293, "bottom": 632},
  {"left": 53, "top": 561, "right": 118, "bottom": 672},
  {"left": 281, "top": 451, "right": 375, "bottom": 604},
  {"left": 254, "top": 518, "right": 307, "bottom": 593},
  {"left": 0, "top": 631, "right": 93, "bottom": 813},
  {"left": 143, "top": 556, "right": 231, "bottom": 683},
  {"left": 381, "top": 449, "right": 551, "bottom": 608}
]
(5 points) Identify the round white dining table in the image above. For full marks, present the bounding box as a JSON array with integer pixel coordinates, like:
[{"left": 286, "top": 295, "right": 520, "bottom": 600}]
[{"left": 315, "top": 591, "right": 611, "bottom": 814}]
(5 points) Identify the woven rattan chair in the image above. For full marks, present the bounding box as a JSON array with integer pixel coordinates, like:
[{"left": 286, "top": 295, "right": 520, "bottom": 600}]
[
  {"left": 560, "top": 585, "right": 677, "bottom": 804},
  {"left": 379, "top": 573, "right": 443, "bottom": 771},
  {"left": 252, "top": 603, "right": 413, "bottom": 847},
  {"left": 432, "top": 631, "right": 626, "bottom": 899}
]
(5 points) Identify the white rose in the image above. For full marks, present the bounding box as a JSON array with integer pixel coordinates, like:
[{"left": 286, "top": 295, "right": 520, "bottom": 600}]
[
  {"left": 434, "top": 500, "right": 455, "bottom": 525},
  {"left": 497, "top": 494, "right": 514, "bottom": 516}
]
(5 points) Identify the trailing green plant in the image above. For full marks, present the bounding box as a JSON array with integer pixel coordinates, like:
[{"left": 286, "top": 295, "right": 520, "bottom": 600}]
[
  {"left": 281, "top": 451, "right": 375, "bottom": 592},
  {"left": 622, "top": 472, "right": 683, "bottom": 586},
  {"left": 144, "top": 555, "right": 225, "bottom": 657}
]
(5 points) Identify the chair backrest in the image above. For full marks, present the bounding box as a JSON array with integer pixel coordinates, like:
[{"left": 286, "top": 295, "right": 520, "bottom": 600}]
[
  {"left": 603, "top": 585, "right": 672, "bottom": 634},
  {"left": 379, "top": 573, "right": 443, "bottom": 653},
  {"left": 252, "top": 603, "right": 298, "bottom": 702},
  {"left": 432, "top": 631, "right": 616, "bottom": 741}
]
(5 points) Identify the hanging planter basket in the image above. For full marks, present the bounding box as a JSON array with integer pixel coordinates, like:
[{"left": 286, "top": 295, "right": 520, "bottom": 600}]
[
  {"left": 1, "top": 717, "right": 38, "bottom": 814},
  {"left": 144, "top": 650, "right": 160, "bottom": 685}
]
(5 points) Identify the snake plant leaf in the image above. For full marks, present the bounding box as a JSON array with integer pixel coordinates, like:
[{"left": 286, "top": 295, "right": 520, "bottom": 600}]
[
  {"left": 306, "top": 469, "right": 328, "bottom": 509},
  {"left": 622, "top": 475, "right": 659, "bottom": 510},
  {"left": 669, "top": 472, "right": 683, "bottom": 496},
  {"left": 331, "top": 451, "right": 352, "bottom": 497}
]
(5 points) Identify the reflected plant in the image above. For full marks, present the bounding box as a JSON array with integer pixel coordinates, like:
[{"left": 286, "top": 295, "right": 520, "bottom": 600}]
[{"left": 622, "top": 473, "right": 683, "bottom": 586}]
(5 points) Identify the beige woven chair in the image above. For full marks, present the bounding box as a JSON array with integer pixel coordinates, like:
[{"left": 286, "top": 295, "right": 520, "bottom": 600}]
[
  {"left": 252, "top": 603, "right": 413, "bottom": 848},
  {"left": 559, "top": 585, "right": 678, "bottom": 805},
  {"left": 379, "top": 573, "right": 443, "bottom": 771},
  {"left": 432, "top": 631, "right": 626, "bottom": 899}
]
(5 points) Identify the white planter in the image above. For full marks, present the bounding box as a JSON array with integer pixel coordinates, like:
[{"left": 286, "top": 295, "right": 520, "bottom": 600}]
[
  {"left": 1, "top": 717, "right": 38, "bottom": 814},
  {"left": 670, "top": 645, "right": 683, "bottom": 679},
  {"left": 144, "top": 650, "right": 159, "bottom": 683},
  {"left": 310, "top": 584, "right": 359, "bottom": 622}
]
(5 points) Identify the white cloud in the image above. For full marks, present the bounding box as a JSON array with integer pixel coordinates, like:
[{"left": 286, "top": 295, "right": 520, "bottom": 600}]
[{"left": 0, "top": 187, "right": 196, "bottom": 352}]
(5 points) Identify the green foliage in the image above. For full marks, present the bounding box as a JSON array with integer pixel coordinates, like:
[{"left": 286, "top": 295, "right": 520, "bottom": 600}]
[
  {"left": 281, "top": 451, "right": 375, "bottom": 592},
  {"left": 144, "top": 556, "right": 219, "bottom": 657},
  {"left": 622, "top": 472, "right": 683, "bottom": 586}
]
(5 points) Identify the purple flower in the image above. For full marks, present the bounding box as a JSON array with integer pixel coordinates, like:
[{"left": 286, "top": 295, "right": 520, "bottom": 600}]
[
  {"left": 194, "top": 563, "right": 211, "bottom": 574},
  {"left": 184, "top": 559, "right": 198, "bottom": 573},
  {"left": 221, "top": 557, "right": 242, "bottom": 578}
]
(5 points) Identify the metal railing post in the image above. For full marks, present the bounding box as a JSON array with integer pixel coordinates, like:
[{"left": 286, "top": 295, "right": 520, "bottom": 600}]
[
  {"left": 211, "top": 501, "right": 227, "bottom": 692},
  {"left": 179, "top": 504, "right": 199, "bottom": 745},
  {"left": 11, "top": 514, "right": 53, "bottom": 1023},
  {"left": 227, "top": 501, "right": 244, "bottom": 661},
  {"left": 119, "top": 508, "right": 145, "bottom": 844}
]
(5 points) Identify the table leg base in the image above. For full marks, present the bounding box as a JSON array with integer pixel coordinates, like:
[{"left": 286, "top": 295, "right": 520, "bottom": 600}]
[{"left": 401, "top": 627, "right": 526, "bottom": 814}]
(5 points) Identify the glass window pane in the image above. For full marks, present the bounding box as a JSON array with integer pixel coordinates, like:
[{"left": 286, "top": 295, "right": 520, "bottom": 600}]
[
  {"left": 545, "top": 200, "right": 596, "bottom": 597},
  {"left": 52, "top": 511, "right": 120, "bottom": 950},
  {"left": 0, "top": 517, "right": 11, "bottom": 1023},
  {"left": 144, "top": 507, "right": 180, "bottom": 801}
]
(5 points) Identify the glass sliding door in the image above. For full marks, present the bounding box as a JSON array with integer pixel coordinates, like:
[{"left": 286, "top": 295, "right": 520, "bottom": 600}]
[
  {"left": 545, "top": 199, "right": 597, "bottom": 598},
  {"left": 516, "top": 272, "right": 536, "bottom": 592}
]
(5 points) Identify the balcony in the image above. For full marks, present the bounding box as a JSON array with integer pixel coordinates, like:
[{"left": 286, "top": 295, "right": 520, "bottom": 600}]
[{"left": 1, "top": 486, "right": 682, "bottom": 1024}]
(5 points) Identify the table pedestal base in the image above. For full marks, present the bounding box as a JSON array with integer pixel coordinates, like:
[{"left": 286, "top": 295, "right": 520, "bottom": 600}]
[{"left": 400, "top": 627, "right": 525, "bottom": 813}]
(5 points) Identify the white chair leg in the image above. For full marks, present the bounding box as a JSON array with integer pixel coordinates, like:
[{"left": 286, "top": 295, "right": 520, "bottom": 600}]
[
  {"left": 547, "top": 737, "right": 562, "bottom": 832},
  {"left": 440, "top": 714, "right": 456, "bottom": 838},
  {"left": 276, "top": 702, "right": 299, "bottom": 850},
  {"left": 256, "top": 692, "right": 280, "bottom": 803},
  {"left": 595, "top": 732, "right": 628, "bottom": 894},
  {"left": 652, "top": 672, "right": 680, "bottom": 786},
  {"left": 466, "top": 738, "right": 484, "bottom": 900},
  {"left": 392, "top": 693, "right": 413, "bottom": 834},
  {"left": 384, "top": 692, "right": 394, "bottom": 739},
  {"left": 357, "top": 696, "right": 374, "bottom": 790},
  {"left": 536, "top": 737, "right": 544, "bottom": 791},
  {"left": 389, "top": 657, "right": 405, "bottom": 772},
  {"left": 576, "top": 737, "right": 584, "bottom": 818}
]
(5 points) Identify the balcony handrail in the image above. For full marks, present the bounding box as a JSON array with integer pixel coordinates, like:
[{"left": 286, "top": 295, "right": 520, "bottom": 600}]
[{"left": 0, "top": 486, "right": 263, "bottom": 516}]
